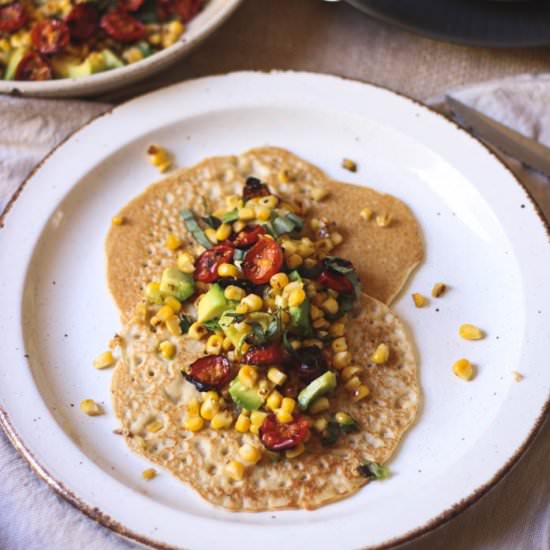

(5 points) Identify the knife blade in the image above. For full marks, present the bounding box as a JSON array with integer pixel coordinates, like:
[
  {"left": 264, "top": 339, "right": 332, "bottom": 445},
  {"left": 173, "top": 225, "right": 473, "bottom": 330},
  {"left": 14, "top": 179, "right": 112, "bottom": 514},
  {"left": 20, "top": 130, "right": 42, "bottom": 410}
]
[{"left": 445, "top": 95, "right": 550, "bottom": 178}]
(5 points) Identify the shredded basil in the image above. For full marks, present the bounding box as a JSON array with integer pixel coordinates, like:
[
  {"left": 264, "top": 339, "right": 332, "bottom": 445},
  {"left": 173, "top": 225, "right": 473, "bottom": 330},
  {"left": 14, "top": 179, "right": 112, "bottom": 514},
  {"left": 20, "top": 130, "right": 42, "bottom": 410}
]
[
  {"left": 357, "top": 461, "right": 390, "bottom": 480},
  {"left": 179, "top": 315, "right": 192, "bottom": 334},
  {"left": 202, "top": 215, "right": 222, "bottom": 229},
  {"left": 180, "top": 208, "right": 212, "bottom": 250},
  {"left": 320, "top": 420, "right": 340, "bottom": 447},
  {"left": 286, "top": 212, "right": 304, "bottom": 231},
  {"left": 202, "top": 318, "right": 221, "bottom": 332}
]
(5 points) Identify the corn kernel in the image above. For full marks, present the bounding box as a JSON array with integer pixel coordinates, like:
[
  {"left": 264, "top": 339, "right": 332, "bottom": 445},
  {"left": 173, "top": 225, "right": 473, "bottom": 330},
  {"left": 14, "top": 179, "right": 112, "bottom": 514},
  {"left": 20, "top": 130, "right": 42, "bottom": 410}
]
[
  {"left": 352, "top": 385, "right": 370, "bottom": 402},
  {"left": 159, "top": 341, "right": 176, "bottom": 359},
  {"left": 165, "top": 315, "right": 183, "bottom": 336},
  {"left": 322, "top": 297, "right": 339, "bottom": 315},
  {"left": 184, "top": 416, "right": 204, "bottom": 432},
  {"left": 512, "top": 371, "right": 524, "bottom": 382},
  {"left": 239, "top": 365, "right": 258, "bottom": 388},
  {"left": 281, "top": 239, "right": 298, "bottom": 254},
  {"left": 215, "top": 223, "right": 232, "bottom": 241},
  {"left": 165, "top": 233, "right": 181, "bottom": 250},
  {"left": 345, "top": 376, "right": 361, "bottom": 391},
  {"left": 240, "top": 342, "right": 251, "bottom": 355},
  {"left": 200, "top": 399, "right": 219, "bottom": 420},
  {"left": 188, "top": 322, "right": 207, "bottom": 340},
  {"left": 235, "top": 413, "right": 251, "bottom": 432},
  {"left": 217, "top": 263, "right": 239, "bottom": 278},
  {"left": 286, "top": 443, "right": 305, "bottom": 459},
  {"left": 187, "top": 399, "right": 200, "bottom": 416},
  {"left": 329, "top": 322, "right": 345, "bottom": 337},
  {"left": 206, "top": 334, "right": 224, "bottom": 355},
  {"left": 335, "top": 411, "right": 353, "bottom": 425},
  {"left": 266, "top": 390, "right": 283, "bottom": 411},
  {"left": 303, "top": 338, "right": 323, "bottom": 349},
  {"left": 255, "top": 205, "right": 272, "bottom": 221},
  {"left": 432, "top": 282, "right": 446, "bottom": 298},
  {"left": 146, "top": 419, "right": 163, "bottom": 433},
  {"left": 276, "top": 409, "right": 293, "bottom": 423},
  {"left": 222, "top": 286, "right": 244, "bottom": 303},
  {"left": 313, "top": 417, "right": 328, "bottom": 432},
  {"left": 287, "top": 288, "right": 305, "bottom": 307},
  {"left": 93, "top": 351, "right": 115, "bottom": 370},
  {"left": 286, "top": 254, "right": 303, "bottom": 269},
  {"left": 233, "top": 220, "right": 246, "bottom": 233},
  {"left": 222, "top": 336, "right": 233, "bottom": 351},
  {"left": 371, "top": 343, "right": 389, "bottom": 365},
  {"left": 242, "top": 294, "right": 263, "bottom": 312},
  {"left": 376, "top": 213, "right": 391, "bottom": 227},
  {"left": 111, "top": 216, "right": 124, "bottom": 226},
  {"left": 226, "top": 195, "right": 243, "bottom": 209},
  {"left": 331, "top": 337, "right": 347, "bottom": 353},
  {"left": 270, "top": 272, "right": 289, "bottom": 290},
  {"left": 80, "top": 399, "right": 102, "bottom": 416},
  {"left": 204, "top": 227, "right": 218, "bottom": 244},
  {"left": 281, "top": 397, "right": 296, "bottom": 414},
  {"left": 239, "top": 443, "right": 262, "bottom": 464},
  {"left": 134, "top": 302, "right": 147, "bottom": 322},
  {"left": 250, "top": 410, "right": 267, "bottom": 427},
  {"left": 238, "top": 207, "right": 255, "bottom": 221},
  {"left": 145, "top": 282, "right": 163, "bottom": 304},
  {"left": 259, "top": 195, "right": 278, "bottom": 208},
  {"left": 342, "top": 158, "right": 357, "bottom": 172},
  {"left": 311, "top": 187, "right": 329, "bottom": 201},
  {"left": 211, "top": 411, "right": 233, "bottom": 429},
  {"left": 412, "top": 293, "right": 428, "bottom": 308},
  {"left": 309, "top": 397, "right": 330, "bottom": 414},
  {"left": 249, "top": 425, "right": 260, "bottom": 435},
  {"left": 163, "top": 296, "right": 181, "bottom": 313},
  {"left": 177, "top": 252, "right": 195, "bottom": 273},
  {"left": 459, "top": 324, "right": 484, "bottom": 341},
  {"left": 267, "top": 368, "right": 287, "bottom": 386},
  {"left": 123, "top": 46, "right": 144, "bottom": 64},
  {"left": 452, "top": 358, "right": 475, "bottom": 381},
  {"left": 142, "top": 468, "right": 157, "bottom": 480},
  {"left": 157, "top": 305, "right": 175, "bottom": 322},
  {"left": 360, "top": 207, "right": 373, "bottom": 221},
  {"left": 225, "top": 460, "right": 245, "bottom": 481},
  {"left": 341, "top": 366, "right": 361, "bottom": 382}
]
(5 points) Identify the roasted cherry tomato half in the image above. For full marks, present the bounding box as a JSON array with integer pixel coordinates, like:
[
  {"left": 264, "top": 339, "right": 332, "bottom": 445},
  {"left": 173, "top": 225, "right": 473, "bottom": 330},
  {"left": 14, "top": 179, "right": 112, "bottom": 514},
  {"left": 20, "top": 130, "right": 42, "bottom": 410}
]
[
  {"left": 184, "top": 355, "right": 232, "bottom": 392},
  {"left": 15, "top": 52, "right": 52, "bottom": 81},
  {"left": 317, "top": 269, "right": 354, "bottom": 294},
  {"left": 65, "top": 2, "right": 99, "bottom": 41},
  {"left": 242, "top": 176, "right": 271, "bottom": 202},
  {"left": 244, "top": 343, "right": 287, "bottom": 367},
  {"left": 291, "top": 346, "right": 329, "bottom": 383},
  {"left": 231, "top": 225, "right": 266, "bottom": 249},
  {"left": 117, "top": 0, "right": 145, "bottom": 11},
  {"left": 194, "top": 243, "right": 234, "bottom": 283},
  {"left": 0, "top": 2, "right": 27, "bottom": 33},
  {"left": 156, "top": 0, "right": 202, "bottom": 22},
  {"left": 242, "top": 236, "right": 283, "bottom": 285},
  {"left": 100, "top": 10, "right": 145, "bottom": 43},
  {"left": 260, "top": 413, "right": 310, "bottom": 451},
  {"left": 31, "top": 19, "right": 70, "bottom": 55}
]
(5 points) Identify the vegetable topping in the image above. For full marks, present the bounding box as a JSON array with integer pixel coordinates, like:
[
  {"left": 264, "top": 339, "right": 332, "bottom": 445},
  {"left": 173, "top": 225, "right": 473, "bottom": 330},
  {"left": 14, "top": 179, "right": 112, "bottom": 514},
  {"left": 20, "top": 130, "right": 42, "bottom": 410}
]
[
  {"left": 31, "top": 19, "right": 70, "bottom": 55},
  {"left": 259, "top": 413, "right": 310, "bottom": 451},
  {"left": 185, "top": 355, "right": 232, "bottom": 392},
  {"left": 244, "top": 343, "right": 287, "bottom": 366},
  {"left": 242, "top": 236, "right": 283, "bottom": 284},
  {"left": 65, "top": 3, "right": 100, "bottom": 41},
  {"left": 232, "top": 225, "right": 266, "bottom": 248},
  {"left": 194, "top": 244, "right": 234, "bottom": 283},
  {"left": 0, "top": 2, "right": 27, "bottom": 33},
  {"left": 15, "top": 51, "right": 52, "bottom": 80},
  {"left": 100, "top": 10, "right": 145, "bottom": 43}
]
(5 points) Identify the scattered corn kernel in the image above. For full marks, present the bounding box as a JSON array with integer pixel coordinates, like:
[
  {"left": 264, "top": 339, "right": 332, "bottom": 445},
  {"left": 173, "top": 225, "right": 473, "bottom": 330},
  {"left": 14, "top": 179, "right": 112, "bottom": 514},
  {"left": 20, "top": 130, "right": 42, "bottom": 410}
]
[
  {"left": 233, "top": 220, "right": 246, "bottom": 233},
  {"left": 205, "top": 334, "right": 223, "bottom": 355},
  {"left": 214, "top": 223, "right": 231, "bottom": 241},
  {"left": 165, "top": 315, "right": 182, "bottom": 336},
  {"left": 204, "top": 227, "right": 218, "bottom": 244},
  {"left": 266, "top": 390, "right": 283, "bottom": 411},
  {"left": 375, "top": 213, "right": 391, "bottom": 227},
  {"left": 218, "top": 263, "right": 239, "bottom": 278},
  {"left": 313, "top": 417, "right": 328, "bottom": 432},
  {"left": 270, "top": 272, "right": 289, "bottom": 290},
  {"left": 432, "top": 282, "right": 447, "bottom": 298},
  {"left": 360, "top": 207, "right": 373, "bottom": 221},
  {"left": 163, "top": 295, "right": 181, "bottom": 312},
  {"left": 251, "top": 410, "right": 268, "bottom": 427},
  {"left": 352, "top": 384, "right": 370, "bottom": 402},
  {"left": 329, "top": 322, "right": 345, "bottom": 337},
  {"left": 211, "top": 411, "right": 233, "bottom": 429},
  {"left": 225, "top": 460, "right": 245, "bottom": 481},
  {"left": 288, "top": 288, "right": 306, "bottom": 307},
  {"left": 159, "top": 340, "right": 176, "bottom": 359},
  {"left": 142, "top": 468, "right": 157, "bottom": 480},
  {"left": 267, "top": 368, "right": 287, "bottom": 386},
  {"left": 188, "top": 322, "right": 207, "bottom": 340},
  {"left": 259, "top": 195, "right": 278, "bottom": 208},
  {"left": 331, "top": 232, "right": 344, "bottom": 246},
  {"left": 157, "top": 305, "right": 175, "bottom": 322},
  {"left": 239, "top": 443, "right": 262, "bottom": 464},
  {"left": 93, "top": 351, "right": 115, "bottom": 370},
  {"left": 223, "top": 285, "right": 245, "bottom": 302},
  {"left": 145, "top": 282, "right": 163, "bottom": 304},
  {"left": 187, "top": 399, "right": 200, "bottom": 416},
  {"left": 341, "top": 366, "right": 361, "bottom": 382},
  {"left": 222, "top": 336, "right": 234, "bottom": 351},
  {"left": 286, "top": 253, "right": 303, "bottom": 269},
  {"left": 452, "top": 358, "right": 475, "bottom": 381},
  {"left": 242, "top": 293, "right": 263, "bottom": 312},
  {"left": 344, "top": 376, "right": 362, "bottom": 391},
  {"left": 276, "top": 409, "right": 293, "bottom": 423},
  {"left": 286, "top": 443, "right": 305, "bottom": 459},
  {"left": 412, "top": 293, "right": 428, "bottom": 308},
  {"left": 311, "top": 187, "right": 329, "bottom": 201},
  {"left": 255, "top": 205, "right": 272, "bottom": 221},
  {"left": 177, "top": 252, "right": 195, "bottom": 273},
  {"left": 80, "top": 399, "right": 102, "bottom": 416},
  {"left": 239, "top": 365, "right": 258, "bottom": 388},
  {"left": 309, "top": 397, "right": 330, "bottom": 414},
  {"left": 280, "top": 397, "right": 296, "bottom": 414},
  {"left": 322, "top": 297, "right": 339, "bottom": 315},
  {"left": 146, "top": 419, "right": 163, "bottom": 433},
  {"left": 183, "top": 416, "right": 204, "bottom": 432},
  {"left": 111, "top": 216, "right": 124, "bottom": 226},
  {"left": 342, "top": 158, "right": 357, "bottom": 172},
  {"left": 512, "top": 371, "right": 524, "bottom": 382},
  {"left": 238, "top": 207, "right": 255, "bottom": 221},
  {"left": 371, "top": 343, "right": 390, "bottom": 365},
  {"left": 200, "top": 399, "right": 219, "bottom": 421},
  {"left": 335, "top": 411, "right": 353, "bottom": 425},
  {"left": 165, "top": 233, "right": 181, "bottom": 250},
  {"left": 235, "top": 413, "right": 251, "bottom": 432},
  {"left": 459, "top": 324, "right": 484, "bottom": 341},
  {"left": 331, "top": 336, "right": 348, "bottom": 353}
]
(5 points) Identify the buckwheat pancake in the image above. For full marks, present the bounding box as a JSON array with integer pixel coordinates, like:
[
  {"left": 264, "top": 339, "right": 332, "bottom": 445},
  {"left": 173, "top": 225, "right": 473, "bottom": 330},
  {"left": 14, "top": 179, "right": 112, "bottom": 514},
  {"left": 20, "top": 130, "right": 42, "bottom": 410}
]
[
  {"left": 106, "top": 147, "right": 423, "bottom": 319},
  {"left": 111, "top": 293, "right": 419, "bottom": 511}
]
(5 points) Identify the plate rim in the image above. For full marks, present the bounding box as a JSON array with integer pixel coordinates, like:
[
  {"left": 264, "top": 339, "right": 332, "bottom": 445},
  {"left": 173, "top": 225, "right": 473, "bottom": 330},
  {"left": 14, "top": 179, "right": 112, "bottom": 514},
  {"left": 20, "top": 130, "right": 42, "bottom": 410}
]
[{"left": 1, "top": 70, "right": 550, "bottom": 550}]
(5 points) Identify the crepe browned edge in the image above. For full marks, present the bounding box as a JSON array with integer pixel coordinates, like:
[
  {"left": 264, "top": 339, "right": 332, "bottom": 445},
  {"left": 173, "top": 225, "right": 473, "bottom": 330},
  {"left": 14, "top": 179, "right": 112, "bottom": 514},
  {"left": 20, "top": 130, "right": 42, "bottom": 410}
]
[
  {"left": 111, "top": 293, "right": 419, "bottom": 511},
  {"left": 105, "top": 147, "right": 423, "bottom": 320}
]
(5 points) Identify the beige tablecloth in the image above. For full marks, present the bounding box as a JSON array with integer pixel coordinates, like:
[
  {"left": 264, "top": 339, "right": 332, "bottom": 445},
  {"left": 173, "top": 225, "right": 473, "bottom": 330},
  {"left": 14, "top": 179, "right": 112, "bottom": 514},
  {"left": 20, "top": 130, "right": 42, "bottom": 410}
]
[{"left": 1, "top": 1, "right": 550, "bottom": 549}]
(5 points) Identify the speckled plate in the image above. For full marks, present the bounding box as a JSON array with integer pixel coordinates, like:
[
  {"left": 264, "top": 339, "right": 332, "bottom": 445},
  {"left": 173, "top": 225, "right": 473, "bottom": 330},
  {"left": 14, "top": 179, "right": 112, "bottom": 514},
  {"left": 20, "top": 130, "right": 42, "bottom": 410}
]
[{"left": 1, "top": 71, "right": 549, "bottom": 549}]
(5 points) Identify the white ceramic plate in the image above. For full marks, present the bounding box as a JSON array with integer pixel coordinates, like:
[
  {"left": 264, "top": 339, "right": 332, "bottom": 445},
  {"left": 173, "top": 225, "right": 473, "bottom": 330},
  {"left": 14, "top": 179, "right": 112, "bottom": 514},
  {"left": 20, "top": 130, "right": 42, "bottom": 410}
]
[
  {"left": 1, "top": 72, "right": 549, "bottom": 550},
  {"left": 0, "top": 0, "right": 241, "bottom": 98}
]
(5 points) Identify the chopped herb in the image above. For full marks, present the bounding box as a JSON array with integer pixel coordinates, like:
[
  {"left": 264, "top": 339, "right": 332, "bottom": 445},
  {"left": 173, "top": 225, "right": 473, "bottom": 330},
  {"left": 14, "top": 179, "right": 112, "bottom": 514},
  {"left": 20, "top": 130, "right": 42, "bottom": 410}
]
[
  {"left": 272, "top": 215, "right": 296, "bottom": 235},
  {"left": 180, "top": 208, "right": 212, "bottom": 250},
  {"left": 286, "top": 212, "right": 304, "bottom": 231},
  {"left": 320, "top": 420, "right": 340, "bottom": 447},
  {"left": 297, "top": 263, "right": 322, "bottom": 279},
  {"left": 202, "top": 318, "right": 221, "bottom": 332},
  {"left": 357, "top": 461, "right": 390, "bottom": 480},
  {"left": 323, "top": 256, "right": 362, "bottom": 299},
  {"left": 179, "top": 314, "right": 192, "bottom": 334},
  {"left": 233, "top": 249, "right": 246, "bottom": 262},
  {"left": 202, "top": 215, "right": 222, "bottom": 229},
  {"left": 222, "top": 209, "right": 239, "bottom": 223}
]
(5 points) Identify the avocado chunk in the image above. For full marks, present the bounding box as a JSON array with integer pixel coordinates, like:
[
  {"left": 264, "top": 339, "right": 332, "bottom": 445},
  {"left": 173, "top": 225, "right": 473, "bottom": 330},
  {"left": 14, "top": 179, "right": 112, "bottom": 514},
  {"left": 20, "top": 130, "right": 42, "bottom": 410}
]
[
  {"left": 5, "top": 48, "right": 27, "bottom": 81},
  {"left": 289, "top": 300, "right": 313, "bottom": 336},
  {"left": 298, "top": 371, "right": 337, "bottom": 410},
  {"left": 160, "top": 268, "right": 194, "bottom": 302},
  {"left": 101, "top": 49, "right": 124, "bottom": 70},
  {"left": 219, "top": 310, "right": 249, "bottom": 349},
  {"left": 68, "top": 58, "right": 93, "bottom": 79},
  {"left": 51, "top": 55, "right": 88, "bottom": 79},
  {"left": 229, "top": 378, "right": 264, "bottom": 411},
  {"left": 197, "top": 283, "right": 229, "bottom": 323}
]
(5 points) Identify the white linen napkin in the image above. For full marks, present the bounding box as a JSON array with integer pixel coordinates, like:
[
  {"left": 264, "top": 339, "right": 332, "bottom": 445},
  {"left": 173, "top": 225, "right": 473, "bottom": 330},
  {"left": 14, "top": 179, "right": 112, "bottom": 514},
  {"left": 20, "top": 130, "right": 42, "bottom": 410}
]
[{"left": 1, "top": 77, "right": 550, "bottom": 550}]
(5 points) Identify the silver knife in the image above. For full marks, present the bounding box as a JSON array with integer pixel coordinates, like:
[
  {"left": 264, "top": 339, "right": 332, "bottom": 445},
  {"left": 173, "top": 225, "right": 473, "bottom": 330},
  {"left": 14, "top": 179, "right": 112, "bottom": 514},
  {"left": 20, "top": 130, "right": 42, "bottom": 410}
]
[{"left": 445, "top": 95, "right": 550, "bottom": 178}]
